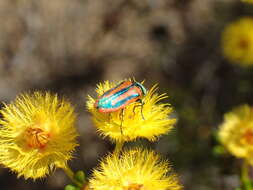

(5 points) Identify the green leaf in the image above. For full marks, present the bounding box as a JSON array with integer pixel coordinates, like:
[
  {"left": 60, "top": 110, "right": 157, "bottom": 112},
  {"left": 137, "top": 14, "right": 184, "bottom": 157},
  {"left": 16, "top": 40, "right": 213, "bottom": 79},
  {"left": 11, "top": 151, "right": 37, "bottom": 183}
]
[
  {"left": 65, "top": 184, "right": 78, "bottom": 190},
  {"left": 212, "top": 145, "right": 226, "bottom": 156},
  {"left": 212, "top": 131, "right": 220, "bottom": 142},
  {"left": 74, "top": 170, "right": 86, "bottom": 183}
]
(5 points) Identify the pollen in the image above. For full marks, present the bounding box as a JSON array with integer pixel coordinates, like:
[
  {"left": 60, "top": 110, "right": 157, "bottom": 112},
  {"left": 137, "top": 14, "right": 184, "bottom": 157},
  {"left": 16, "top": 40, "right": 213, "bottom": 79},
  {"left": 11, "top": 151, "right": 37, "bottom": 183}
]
[
  {"left": 25, "top": 127, "right": 50, "bottom": 149},
  {"left": 123, "top": 183, "right": 143, "bottom": 190},
  {"left": 238, "top": 38, "right": 249, "bottom": 49},
  {"left": 242, "top": 129, "right": 253, "bottom": 145}
]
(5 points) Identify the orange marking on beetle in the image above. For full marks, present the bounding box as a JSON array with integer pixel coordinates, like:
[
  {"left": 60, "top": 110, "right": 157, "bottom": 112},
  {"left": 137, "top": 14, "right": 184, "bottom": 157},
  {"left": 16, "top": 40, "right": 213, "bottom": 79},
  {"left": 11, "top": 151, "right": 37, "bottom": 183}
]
[{"left": 103, "top": 81, "right": 133, "bottom": 99}]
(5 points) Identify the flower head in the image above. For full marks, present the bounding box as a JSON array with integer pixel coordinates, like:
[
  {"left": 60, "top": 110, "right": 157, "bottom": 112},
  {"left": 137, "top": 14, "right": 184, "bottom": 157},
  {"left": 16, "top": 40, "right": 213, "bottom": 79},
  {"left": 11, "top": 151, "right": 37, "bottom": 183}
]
[
  {"left": 222, "top": 17, "right": 253, "bottom": 66},
  {"left": 241, "top": 0, "right": 253, "bottom": 3},
  {"left": 0, "top": 92, "right": 78, "bottom": 179},
  {"left": 89, "top": 148, "right": 182, "bottom": 190},
  {"left": 218, "top": 104, "right": 253, "bottom": 164},
  {"left": 87, "top": 80, "right": 176, "bottom": 142}
]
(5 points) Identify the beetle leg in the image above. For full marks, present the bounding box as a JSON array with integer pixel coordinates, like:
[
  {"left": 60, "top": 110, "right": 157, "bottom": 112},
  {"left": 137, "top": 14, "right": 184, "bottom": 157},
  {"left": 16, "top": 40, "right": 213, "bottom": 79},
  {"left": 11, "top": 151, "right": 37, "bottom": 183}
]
[
  {"left": 120, "top": 109, "right": 124, "bottom": 135},
  {"left": 133, "top": 99, "right": 145, "bottom": 120},
  {"left": 133, "top": 99, "right": 141, "bottom": 115},
  {"left": 133, "top": 104, "right": 139, "bottom": 116},
  {"left": 140, "top": 99, "right": 145, "bottom": 120},
  {"left": 108, "top": 113, "right": 111, "bottom": 122}
]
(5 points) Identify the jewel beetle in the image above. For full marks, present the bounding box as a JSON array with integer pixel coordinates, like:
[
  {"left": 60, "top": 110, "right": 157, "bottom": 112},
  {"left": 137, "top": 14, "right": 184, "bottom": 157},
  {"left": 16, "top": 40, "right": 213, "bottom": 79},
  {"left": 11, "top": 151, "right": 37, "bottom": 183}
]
[{"left": 94, "top": 80, "right": 146, "bottom": 114}]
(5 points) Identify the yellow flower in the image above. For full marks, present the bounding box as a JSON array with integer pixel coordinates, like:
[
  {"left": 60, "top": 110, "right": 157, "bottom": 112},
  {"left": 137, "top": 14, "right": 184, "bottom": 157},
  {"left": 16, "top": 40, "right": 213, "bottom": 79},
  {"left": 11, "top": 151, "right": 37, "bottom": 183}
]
[
  {"left": 241, "top": 0, "right": 253, "bottom": 3},
  {"left": 0, "top": 92, "right": 78, "bottom": 179},
  {"left": 218, "top": 104, "right": 253, "bottom": 164},
  {"left": 89, "top": 148, "right": 182, "bottom": 190},
  {"left": 222, "top": 17, "right": 253, "bottom": 66},
  {"left": 87, "top": 80, "right": 176, "bottom": 142}
]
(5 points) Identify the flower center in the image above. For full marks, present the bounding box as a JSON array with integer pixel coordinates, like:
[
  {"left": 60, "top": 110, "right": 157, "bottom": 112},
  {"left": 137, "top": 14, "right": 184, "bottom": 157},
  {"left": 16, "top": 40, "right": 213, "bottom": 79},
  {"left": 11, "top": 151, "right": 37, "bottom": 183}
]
[
  {"left": 238, "top": 38, "right": 249, "bottom": 50},
  {"left": 25, "top": 127, "right": 50, "bottom": 149},
  {"left": 242, "top": 129, "right": 253, "bottom": 145},
  {"left": 123, "top": 183, "right": 143, "bottom": 190}
]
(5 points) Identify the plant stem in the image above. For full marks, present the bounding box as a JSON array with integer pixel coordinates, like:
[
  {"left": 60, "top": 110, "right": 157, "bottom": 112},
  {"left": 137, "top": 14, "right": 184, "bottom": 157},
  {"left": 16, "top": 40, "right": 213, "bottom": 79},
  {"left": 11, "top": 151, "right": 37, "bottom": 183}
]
[
  {"left": 62, "top": 165, "right": 83, "bottom": 188},
  {"left": 241, "top": 160, "right": 252, "bottom": 190}
]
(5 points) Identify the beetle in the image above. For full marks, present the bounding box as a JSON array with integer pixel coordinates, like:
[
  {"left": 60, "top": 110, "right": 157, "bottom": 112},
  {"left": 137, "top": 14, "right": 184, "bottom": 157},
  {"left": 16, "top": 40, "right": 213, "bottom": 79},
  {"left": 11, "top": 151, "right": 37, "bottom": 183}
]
[{"left": 94, "top": 80, "right": 146, "bottom": 116}]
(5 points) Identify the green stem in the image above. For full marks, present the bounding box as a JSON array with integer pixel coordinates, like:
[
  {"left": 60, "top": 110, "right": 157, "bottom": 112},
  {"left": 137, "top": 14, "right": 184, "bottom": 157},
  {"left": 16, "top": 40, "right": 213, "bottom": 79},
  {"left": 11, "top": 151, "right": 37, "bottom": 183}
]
[
  {"left": 114, "top": 141, "right": 124, "bottom": 154},
  {"left": 241, "top": 160, "right": 252, "bottom": 190},
  {"left": 62, "top": 165, "right": 83, "bottom": 188}
]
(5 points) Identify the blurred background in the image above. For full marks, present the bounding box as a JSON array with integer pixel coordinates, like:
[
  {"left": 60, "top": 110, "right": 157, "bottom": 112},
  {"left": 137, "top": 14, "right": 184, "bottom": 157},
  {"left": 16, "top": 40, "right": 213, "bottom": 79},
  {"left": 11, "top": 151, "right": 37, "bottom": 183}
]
[{"left": 1, "top": 0, "right": 253, "bottom": 189}]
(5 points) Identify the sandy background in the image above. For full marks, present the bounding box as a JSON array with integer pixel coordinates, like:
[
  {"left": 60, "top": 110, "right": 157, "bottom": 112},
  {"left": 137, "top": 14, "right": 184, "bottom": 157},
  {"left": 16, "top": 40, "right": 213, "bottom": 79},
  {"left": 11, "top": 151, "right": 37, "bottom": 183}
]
[{"left": 0, "top": 0, "right": 251, "bottom": 189}]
